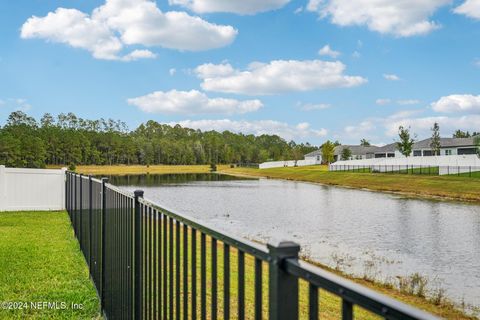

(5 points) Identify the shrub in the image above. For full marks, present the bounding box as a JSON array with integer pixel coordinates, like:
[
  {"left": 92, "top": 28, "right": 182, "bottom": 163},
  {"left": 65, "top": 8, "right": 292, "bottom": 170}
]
[{"left": 68, "top": 163, "right": 76, "bottom": 172}]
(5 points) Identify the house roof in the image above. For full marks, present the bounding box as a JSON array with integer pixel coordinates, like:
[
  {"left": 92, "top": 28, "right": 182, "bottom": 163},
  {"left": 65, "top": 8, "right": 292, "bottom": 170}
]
[
  {"left": 304, "top": 145, "right": 380, "bottom": 157},
  {"left": 413, "top": 137, "right": 478, "bottom": 149},
  {"left": 374, "top": 142, "right": 397, "bottom": 153},
  {"left": 333, "top": 145, "right": 380, "bottom": 156}
]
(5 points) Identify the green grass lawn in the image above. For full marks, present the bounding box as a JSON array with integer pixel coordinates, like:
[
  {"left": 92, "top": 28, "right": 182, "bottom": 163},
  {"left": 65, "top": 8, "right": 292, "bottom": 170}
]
[{"left": 0, "top": 211, "right": 101, "bottom": 319}]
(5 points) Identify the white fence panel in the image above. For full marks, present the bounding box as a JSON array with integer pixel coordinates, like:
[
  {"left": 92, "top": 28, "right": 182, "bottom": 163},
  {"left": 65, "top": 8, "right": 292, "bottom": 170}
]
[
  {"left": 0, "top": 166, "right": 66, "bottom": 211},
  {"left": 259, "top": 159, "right": 320, "bottom": 169}
]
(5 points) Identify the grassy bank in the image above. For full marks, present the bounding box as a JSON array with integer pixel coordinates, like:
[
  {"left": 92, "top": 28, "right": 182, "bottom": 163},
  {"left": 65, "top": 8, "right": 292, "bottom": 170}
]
[
  {"left": 220, "top": 165, "right": 480, "bottom": 203},
  {"left": 48, "top": 164, "right": 231, "bottom": 175},
  {"left": 0, "top": 211, "right": 101, "bottom": 319}
]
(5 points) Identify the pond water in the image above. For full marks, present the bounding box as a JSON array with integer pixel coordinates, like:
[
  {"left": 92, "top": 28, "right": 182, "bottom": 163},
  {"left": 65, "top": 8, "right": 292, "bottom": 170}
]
[{"left": 108, "top": 173, "right": 480, "bottom": 309}]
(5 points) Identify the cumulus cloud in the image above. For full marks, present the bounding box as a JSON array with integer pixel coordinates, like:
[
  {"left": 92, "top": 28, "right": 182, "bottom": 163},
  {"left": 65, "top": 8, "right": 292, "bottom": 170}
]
[
  {"left": 194, "top": 60, "right": 367, "bottom": 95},
  {"left": 128, "top": 89, "right": 262, "bottom": 115},
  {"left": 431, "top": 94, "right": 480, "bottom": 113},
  {"left": 385, "top": 115, "right": 480, "bottom": 137},
  {"left": 344, "top": 120, "right": 375, "bottom": 135},
  {"left": 383, "top": 74, "right": 401, "bottom": 81},
  {"left": 20, "top": 0, "right": 237, "bottom": 60},
  {"left": 168, "top": 119, "right": 328, "bottom": 141},
  {"left": 318, "top": 44, "right": 341, "bottom": 58},
  {"left": 454, "top": 0, "right": 480, "bottom": 19},
  {"left": 168, "top": 0, "right": 290, "bottom": 15},
  {"left": 307, "top": 0, "right": 449, "bottom": 37}
]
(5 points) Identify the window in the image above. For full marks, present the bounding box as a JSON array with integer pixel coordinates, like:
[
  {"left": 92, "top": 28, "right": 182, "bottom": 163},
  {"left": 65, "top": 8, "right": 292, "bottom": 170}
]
[
  {"left": 387, "top": 153, "right": 395, "bottom": 157},
  {"left": 413, "top": 150, "right": 422, "bottom": 157},
  {"left": 423, "top": 150, "right": 433, "bottom": 156},
  {"left": 445, "top": 149, "right": 452, "bottom": 156}
]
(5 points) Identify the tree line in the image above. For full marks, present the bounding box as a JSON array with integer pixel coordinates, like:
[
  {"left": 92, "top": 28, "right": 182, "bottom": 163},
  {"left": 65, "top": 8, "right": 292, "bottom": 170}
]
[{"left": 0, "top": 111, "right": 318, "bottom": 168}]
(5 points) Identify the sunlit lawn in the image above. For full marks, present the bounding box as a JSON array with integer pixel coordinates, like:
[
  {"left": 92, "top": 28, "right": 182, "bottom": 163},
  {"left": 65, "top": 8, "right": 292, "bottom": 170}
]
[{"left": 0, "top": 211, "right": 101, "bottom": 319}]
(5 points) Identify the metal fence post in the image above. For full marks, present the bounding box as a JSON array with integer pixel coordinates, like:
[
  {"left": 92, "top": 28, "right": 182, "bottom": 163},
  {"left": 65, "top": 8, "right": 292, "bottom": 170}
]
[
  {"left": 101, "top": 178, "right": 109, "bottom": 311},
  {"left": 79, "top": 174, "right": 83, "bottom": 247},
  {"left": 134, "top": 190, "right": 144, "bottom": 320},
  {"left": 74, "top": 174, "right": 77, "bottom": 237},
  {"left": 89, "top": 175, "right": 93, "bottom": 271},
  {"left": 268, "top": 241, "right": 300, "bottom": 320}
]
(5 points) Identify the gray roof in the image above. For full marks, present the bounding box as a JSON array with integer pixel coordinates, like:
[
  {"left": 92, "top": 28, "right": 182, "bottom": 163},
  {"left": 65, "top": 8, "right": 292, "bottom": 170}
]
[
  {"left": 304, "top": 149, "right": 321, "bottom": 157},
  {"left": 333, "top": 145, "right": 380, "bottom": 156},
  {"left": 413, "top": 137, "right": 478, "bottom": 149},
  {"left": 305, "top": 145, "right": 380, "bottom": 157},
  {"left": 374, "top": 142, "right": 397, "bottom": 153}
]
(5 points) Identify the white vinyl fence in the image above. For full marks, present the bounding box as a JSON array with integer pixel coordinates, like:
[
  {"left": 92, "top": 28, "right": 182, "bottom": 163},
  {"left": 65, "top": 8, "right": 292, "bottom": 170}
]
[
  {"left": 329, "top": 155, "right": 480, "bottom": 175},
  {"left": 0, "top": 166, "right": 66, "bottom": 211},
  {"left": 259, "top": 159, "right": 320, "bottom": 169}
]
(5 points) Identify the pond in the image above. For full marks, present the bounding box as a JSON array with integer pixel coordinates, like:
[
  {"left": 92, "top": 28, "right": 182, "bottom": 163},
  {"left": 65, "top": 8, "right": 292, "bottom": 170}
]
[{"left": 108, "top": 173, "right": 480, "bottom": 309}]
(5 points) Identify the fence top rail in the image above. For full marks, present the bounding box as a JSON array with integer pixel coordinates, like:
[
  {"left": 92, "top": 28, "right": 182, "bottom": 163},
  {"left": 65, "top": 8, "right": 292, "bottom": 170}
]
[
  {"left": 66, "top": 171, "right": 104, "bottom": 185},
  {"left": 285, "top": 259, "right": 439, "bottom": 320},
  {"left": 105, "top": 183, "right": 135, "bottom": 199},
  {"left": 138, "top": 196, "right": 270, "bottom": 261}
]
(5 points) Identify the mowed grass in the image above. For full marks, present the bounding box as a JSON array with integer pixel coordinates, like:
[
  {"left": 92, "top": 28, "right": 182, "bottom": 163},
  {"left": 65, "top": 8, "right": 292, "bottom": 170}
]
[
  {"left": 47, "top": 164, "right": 231, "bottom": 175},
  {"left": 220, "top": 165, "right": 480, "bottom": 202},
  {"left": 149, "top": 222, "right": 472, "bottom": 320},
  {"left": 0, "top": 211, "right": 101, "bottom": 319}
]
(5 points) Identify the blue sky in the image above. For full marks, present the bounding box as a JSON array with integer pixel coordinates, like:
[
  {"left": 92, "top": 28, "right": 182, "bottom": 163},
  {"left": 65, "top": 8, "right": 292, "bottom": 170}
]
[{"left": 1, "top": 0, "right": 480, "bottom": 145}]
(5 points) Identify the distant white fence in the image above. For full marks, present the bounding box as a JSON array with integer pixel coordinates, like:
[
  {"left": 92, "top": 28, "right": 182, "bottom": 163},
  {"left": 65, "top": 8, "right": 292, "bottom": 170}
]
[
  {"left": 259, "top": 159, "right": 320, "bottom": 169},
  {"left": 329, "top": 155, "right": 480, "bottom": 176},
  {"left": 0, "top": 166, "right": 66, "bottom": 211}
]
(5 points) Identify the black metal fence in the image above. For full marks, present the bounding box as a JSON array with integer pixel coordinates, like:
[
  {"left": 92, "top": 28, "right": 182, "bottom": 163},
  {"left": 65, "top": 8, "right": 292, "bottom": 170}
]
[
  {"left": 66, "top": 171, "right": 438, "bottom": 320},
  {"left": 330, "top": 164, "right": 480, "bottom": 177}
]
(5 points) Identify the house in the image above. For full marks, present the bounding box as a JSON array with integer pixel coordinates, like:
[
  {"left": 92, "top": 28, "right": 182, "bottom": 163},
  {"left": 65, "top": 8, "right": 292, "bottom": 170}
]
[
  {"left": 305, "top": 135, "right": 479, "bottom": 163},
  {"left": 333, "top": 145, "right": 379, "bottom": 161},
  {"left": 304, "top": 145, "right": 380, "bottom": 163},
  {"left": 411, "top": 137, "right": 479, "bottom": 156},
  {"left": 373, "top": 143, "right": 404, "bottom": 158}
]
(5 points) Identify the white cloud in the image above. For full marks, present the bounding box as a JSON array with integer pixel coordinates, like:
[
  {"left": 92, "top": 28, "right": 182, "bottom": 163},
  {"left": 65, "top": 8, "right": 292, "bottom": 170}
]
[
  {"left": 431, "top": 94, "right": 480, "bottom": 113},
  {"left": 376, "top": 98, "right": 420, "bottom": 106},
  {"left": 169, "top": 68, "right": 177, "bottom": 76},
  {"left": 128, "top": 89, "right": 262, "bottom": 115},
  {"left": 298, "top": 102, "right": 331, "bottom": 111},
  {"left": 168, "top": 0, "right": 290, "bottom": 15},
  {"left": 307, "top": 0, "right": 449, "bottom": 37},
  {"left": 195, "top": 60, "right": 367, "bottom": 95},
  {"left": 318, "top": 44, "right": 341, "bottom": 58},
  {"left": 383, "top": 74, "right": 401, "bottom": 81},
  {"left": 344, "top": 120, "right": 375, "bottom": 135},
  {"left": 454, "top": 0, "right": 480, "bottom": 19},
  {"left": 376, "top": 98, "right": 391, "bottom": 105},
  {"left": 397, "top": 99, "right": 420, "bottom": 105},
  {"left": 121, "top": 49, "right": 157, "bottom": 61},
  {"left": 385, "top": 115, "right": 480, "bottom": 137},
  {"left": 168, "top": 119, "right": 328, "bottom": 141},
  {"left": 21, "top": 0, "right": 237, "bottom": 60},
  {"left": 294, "top": 7, "right": 304, "bottom": 14}
]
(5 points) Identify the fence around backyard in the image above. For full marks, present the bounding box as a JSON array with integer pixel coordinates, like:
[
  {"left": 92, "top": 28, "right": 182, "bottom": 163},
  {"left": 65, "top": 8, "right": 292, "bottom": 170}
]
[
  {"left": 65, "top": 171, "right": 438, "bottom": 320},
  {"left": 329, "top": 164, "right": 480, "bottom": 177},
  {"left": 0, "top": 165, "right": 66, "bottom": 211}
]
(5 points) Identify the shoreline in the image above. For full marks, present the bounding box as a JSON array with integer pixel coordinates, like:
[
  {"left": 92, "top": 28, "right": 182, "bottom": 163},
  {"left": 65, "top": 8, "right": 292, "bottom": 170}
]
[{"left": 219, "top": 167, "right": 480, "bottom": 204}]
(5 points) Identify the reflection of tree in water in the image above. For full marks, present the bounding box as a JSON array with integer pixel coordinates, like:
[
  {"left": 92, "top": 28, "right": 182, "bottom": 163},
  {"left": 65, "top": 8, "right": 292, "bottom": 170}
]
[{"left": 103, "top": 173, "right": 254, "bottom": 186}]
